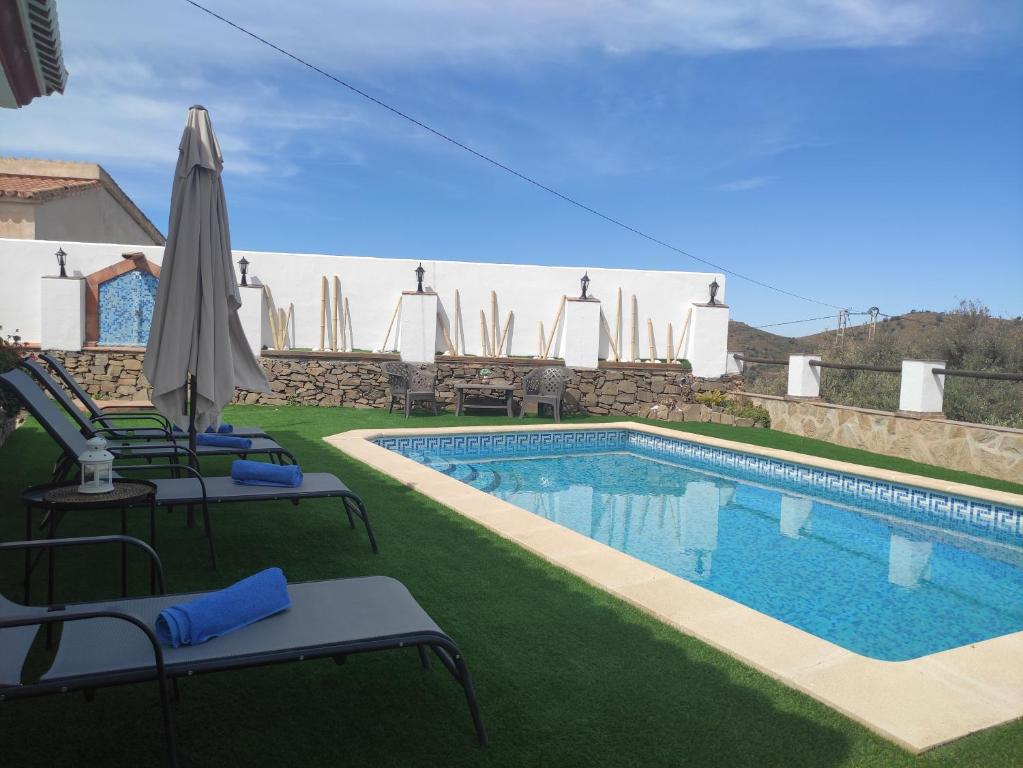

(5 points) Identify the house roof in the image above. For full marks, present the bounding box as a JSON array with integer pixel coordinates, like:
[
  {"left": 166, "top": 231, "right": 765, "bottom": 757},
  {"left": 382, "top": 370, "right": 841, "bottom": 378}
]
[
  {"left": 0, "top": 173, "right": 101, "bottom": 201},
  {"left": 0, "top": 158, "right": 166, "bottom": 245}
]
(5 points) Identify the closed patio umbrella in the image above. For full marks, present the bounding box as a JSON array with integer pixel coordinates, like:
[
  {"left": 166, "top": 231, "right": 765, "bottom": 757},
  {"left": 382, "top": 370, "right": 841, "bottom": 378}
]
[{"left": 145, "top": 105, "right": 269, "bottom": 451}]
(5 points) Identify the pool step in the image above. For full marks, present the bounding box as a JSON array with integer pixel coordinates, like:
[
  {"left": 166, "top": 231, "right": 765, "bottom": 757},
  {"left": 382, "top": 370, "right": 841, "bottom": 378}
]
[{"left": 478, "top": 467, "right": 502, "bottom": 493}]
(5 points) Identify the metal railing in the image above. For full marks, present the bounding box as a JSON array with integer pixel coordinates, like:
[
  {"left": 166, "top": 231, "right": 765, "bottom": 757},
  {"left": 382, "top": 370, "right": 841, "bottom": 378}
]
[
  {"left": 733, "top": 354, "right": 1022, "bottom": 382},
  {"left": 809, "top": 360, "right": 901, "bottom": 374},
  {"left": 934, "top": 368, "right": 1023, "bottom": 382}
]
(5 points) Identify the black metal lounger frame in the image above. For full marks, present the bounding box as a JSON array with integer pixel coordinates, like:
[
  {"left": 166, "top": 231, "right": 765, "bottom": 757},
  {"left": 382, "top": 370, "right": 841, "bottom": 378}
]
[{"left": 0, "top": 536, "right": 487, "bottom": 767}]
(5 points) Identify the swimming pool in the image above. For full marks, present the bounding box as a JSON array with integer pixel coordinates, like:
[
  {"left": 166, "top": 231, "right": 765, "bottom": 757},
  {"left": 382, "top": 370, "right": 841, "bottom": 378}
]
[{"left": 377, "top": 428, "right": 1023, "bottom": 661}]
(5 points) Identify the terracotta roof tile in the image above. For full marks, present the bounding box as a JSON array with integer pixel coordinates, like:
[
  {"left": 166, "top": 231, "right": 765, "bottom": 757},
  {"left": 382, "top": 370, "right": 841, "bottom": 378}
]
[{"left": 0, "top": 174, "right": 101, "bottom": 201}]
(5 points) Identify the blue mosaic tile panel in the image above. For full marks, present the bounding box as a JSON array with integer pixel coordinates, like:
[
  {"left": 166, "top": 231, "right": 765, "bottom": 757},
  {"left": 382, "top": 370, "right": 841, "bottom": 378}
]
[
  {"left": 98, "top": 270, "right": 159, "bottom": 346},
  {"left": 375, "top": 428, "right": 1023, "bottom": 544}
]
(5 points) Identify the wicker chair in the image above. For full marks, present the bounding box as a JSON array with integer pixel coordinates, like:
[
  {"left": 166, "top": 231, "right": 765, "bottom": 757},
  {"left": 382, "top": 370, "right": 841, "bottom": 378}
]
[
  {"left": 520, "top": 366, "right": 571, "bottom": 423},
  {"left": 381, "top": 361, "right": 438, "bottom": 418}
]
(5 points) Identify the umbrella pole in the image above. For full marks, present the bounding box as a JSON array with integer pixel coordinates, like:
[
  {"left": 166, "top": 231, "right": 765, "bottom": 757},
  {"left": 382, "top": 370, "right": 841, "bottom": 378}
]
[
  {"left": 186, "top": 373, "right": 198, "bottom": 528},
  {"left": 188, "top": 372, "right": 198, "bottom": 458}
]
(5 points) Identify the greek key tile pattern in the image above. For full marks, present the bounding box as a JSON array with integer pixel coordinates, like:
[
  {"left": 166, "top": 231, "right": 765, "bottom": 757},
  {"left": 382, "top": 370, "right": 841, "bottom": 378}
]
[{"left": 376, "top": 428, "right": 1023, "bottom": 543}]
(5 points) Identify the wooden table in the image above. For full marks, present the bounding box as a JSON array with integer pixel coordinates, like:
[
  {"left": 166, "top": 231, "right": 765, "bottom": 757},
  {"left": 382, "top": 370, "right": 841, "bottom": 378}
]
[{"left": 454, "top": 382, "right": 516, "bottom": 417}]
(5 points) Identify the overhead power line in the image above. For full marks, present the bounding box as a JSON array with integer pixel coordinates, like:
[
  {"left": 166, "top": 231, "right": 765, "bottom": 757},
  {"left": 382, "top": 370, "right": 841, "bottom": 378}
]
[
  {"left": 754, "top": 315, "right": 838, "bottom": 329},
  {"left": 183, "top": 0, "right": 847, "bottom": 310}
]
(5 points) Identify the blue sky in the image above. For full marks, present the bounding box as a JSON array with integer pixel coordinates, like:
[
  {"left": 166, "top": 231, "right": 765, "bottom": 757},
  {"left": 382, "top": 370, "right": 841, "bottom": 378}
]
[{"left": 3, "top": 1, "right": 1021, "bottom": 330}]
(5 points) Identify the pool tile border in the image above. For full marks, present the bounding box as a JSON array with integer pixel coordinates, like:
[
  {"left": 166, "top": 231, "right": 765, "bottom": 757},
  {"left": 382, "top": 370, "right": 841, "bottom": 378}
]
[
  {"left": 375, "top": 428, "right": 1022, "bottom": 543},
  {"left": 325, "top": 421, "right": 1023, "bottom": 753}
]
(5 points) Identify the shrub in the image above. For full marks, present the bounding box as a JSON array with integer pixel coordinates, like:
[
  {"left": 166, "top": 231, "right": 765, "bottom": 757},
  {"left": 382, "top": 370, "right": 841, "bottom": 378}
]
[
  {"left": 723, "top": 397, "right": 771, "bottom": 428},
  {"left": 695, "top": 390, "right": 728, "bottom": 408},
  {"left": 0, "top": 327, "right": 28, "bottom": 417},
  {"left": 678, "top": 358, "right": 693, "bottom": 371}
]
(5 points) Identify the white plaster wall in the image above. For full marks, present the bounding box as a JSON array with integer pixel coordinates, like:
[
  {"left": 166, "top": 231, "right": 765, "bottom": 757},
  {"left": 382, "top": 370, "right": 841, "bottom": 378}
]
[
  {"left": 0, "top": 238, "right": 728, "bottom": 366},
  {"left": 33, "top": 188, "right": 157, "bottom": 246}
]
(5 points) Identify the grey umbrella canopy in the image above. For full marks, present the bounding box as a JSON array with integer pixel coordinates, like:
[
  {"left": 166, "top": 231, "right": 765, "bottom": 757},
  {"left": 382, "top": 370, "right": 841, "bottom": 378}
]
[{"left": 145, "top": 105, "right": 269, "bottom": 435}]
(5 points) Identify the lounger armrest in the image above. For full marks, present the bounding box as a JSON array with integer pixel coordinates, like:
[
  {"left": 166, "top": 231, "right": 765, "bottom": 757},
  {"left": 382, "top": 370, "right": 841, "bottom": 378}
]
[
  {"left": 114, "top": 463, "right": 209, "bottom": 504},
  {"left": 0, "top": 609, "right": 170, "bottom": 686},
  {"left": 110, "top": 442, "right": 199, "bottom": 464},
  {"left": 0, "top": 535, "right": 166, "bottom": 594},
  {"left": 90, "top": 412, "right": 172, "bottom": 432}
]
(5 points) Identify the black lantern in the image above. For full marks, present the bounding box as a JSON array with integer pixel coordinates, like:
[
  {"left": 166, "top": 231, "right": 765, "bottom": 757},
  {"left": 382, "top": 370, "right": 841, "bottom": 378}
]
[
  {"left": 708, "top": 279, "right": 720, "bottom": 305},
  {"left": 415, "top": 262, "right": 425, "bottom": 293},
  {"left": 580, "top": 272, "right": 591, "bottom": 300},
  {"left": 237, "top": 256, "right": 249, "bottom": 286},
  {"left": 55, "top": 247, "right": 68, "bottom": 278}
]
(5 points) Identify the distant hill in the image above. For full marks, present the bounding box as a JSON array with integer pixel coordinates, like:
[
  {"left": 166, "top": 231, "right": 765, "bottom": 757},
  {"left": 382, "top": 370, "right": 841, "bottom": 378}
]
[
  {"left": 728, "top": 311, "right": 967, "bottom": 361},
  {"left": 728, "top": 308, "right": 1023, "bottom": 429}
]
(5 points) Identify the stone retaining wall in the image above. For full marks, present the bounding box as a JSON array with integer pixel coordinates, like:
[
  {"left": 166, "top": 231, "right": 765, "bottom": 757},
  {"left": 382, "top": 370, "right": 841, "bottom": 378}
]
[
  {"left": 740, "top": 392, "right": 1023, "bottom": 483},
  {"left": 43, "top": 348, "right": 741, "bottom": 418}
]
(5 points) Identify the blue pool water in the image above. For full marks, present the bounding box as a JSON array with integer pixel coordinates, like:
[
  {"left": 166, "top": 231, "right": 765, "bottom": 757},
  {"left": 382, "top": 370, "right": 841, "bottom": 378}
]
[{"left": 379, "top": 430, "right": 1023, "bottom": 661}]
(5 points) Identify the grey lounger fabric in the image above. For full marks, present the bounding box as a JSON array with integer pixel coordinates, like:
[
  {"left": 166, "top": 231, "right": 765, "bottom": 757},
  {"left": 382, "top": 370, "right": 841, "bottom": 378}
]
[
  {"left": 0, "top": 594, "right": 40, "bottom": 687},
  {"left": 36, "top": 354, "right": 269, "bottom": 439},
  {"left": 45, "top": 578, "right": 443, "bottom": 680}
]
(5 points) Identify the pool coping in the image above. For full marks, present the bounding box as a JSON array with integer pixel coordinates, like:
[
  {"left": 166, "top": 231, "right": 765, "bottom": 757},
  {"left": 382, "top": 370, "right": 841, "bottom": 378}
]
[{"left": 324, "top": 421, "right": 1023, "bottom": 753}]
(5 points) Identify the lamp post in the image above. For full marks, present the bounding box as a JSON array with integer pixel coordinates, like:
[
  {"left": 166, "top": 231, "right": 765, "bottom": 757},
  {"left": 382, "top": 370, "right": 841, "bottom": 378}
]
[
  {"left": 708, "top": 279, "right": 719, "bottom": 305},
  {"left": 238, "top": 256, "right": 249, "bottom": 286},
  {"left": 580, "top": 272, "right": 591, "bottom": 300},
  {"left": 415, "top": 262, "right": 425, "bottom": 293},
  {"left": 55, "top": 247, "right": 67, "bottom": 278}
]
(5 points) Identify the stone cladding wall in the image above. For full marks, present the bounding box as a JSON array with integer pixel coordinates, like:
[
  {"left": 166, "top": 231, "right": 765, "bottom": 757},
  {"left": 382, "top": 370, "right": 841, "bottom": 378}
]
[
  {"left": 740, "top": 392, "right": 1023, "bottom": 483},
  {"left": 43, "top": 348, "right": 739, "bottom": 417}
]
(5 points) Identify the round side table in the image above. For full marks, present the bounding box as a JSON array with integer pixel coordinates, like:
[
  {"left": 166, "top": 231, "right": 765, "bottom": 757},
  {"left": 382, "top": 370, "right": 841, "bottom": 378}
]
[{"left": 21, "top": 479, "right": 157, "bottom": 607}]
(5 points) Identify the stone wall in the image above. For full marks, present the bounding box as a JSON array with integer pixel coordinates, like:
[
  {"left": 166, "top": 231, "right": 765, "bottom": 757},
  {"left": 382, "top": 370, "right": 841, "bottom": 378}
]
[
  {"left": 741, "top": 392, "right": 1023, "bottom": 483},
  {"left": 44, "top": 347, "right": 739, "bottom": 418}
]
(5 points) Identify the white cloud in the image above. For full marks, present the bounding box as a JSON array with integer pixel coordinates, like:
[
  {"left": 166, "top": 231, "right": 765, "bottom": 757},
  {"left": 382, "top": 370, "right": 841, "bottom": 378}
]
[
  {"left": 1, "top": 1, "right": 1003, "bottom": 218},
  {"left": 717, "top": 176, "right": 774, "bottom": 192}
]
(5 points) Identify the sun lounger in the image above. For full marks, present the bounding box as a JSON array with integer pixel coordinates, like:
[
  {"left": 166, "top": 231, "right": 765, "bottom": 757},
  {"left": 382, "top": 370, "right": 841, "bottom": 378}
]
[
  {"left": 4, "top": 368, "right": 295, "bottom": 467},
  {"left": 3, "top": 369, "right": 377, "bottom": 567},
  {"left": 0, "top": 536, "right": 487, "bottom": 767},
  {"left": 37, "top": 353, "right": 269, "bottom": 439}
]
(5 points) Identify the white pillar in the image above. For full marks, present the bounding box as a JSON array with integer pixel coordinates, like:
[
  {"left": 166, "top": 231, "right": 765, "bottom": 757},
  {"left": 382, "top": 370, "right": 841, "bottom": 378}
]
[
  {"left": 563, "top": 298, "right": 601, "bottom": 370},
  {"left": 899, "top": 359, "right": 945, "bottom": 415},
  {"left": 40, "top": 276, "right": 85, "bottom": 351},
  {"left": 726, "top": 352, "right": 743, "bottom": 375},
  {"left": 787, "top": 354, "right": 821, "bottom": 398},
  {"left": 237, "top": 284, "right": 266, "bottom": 357},
  {"left": 399, "top": 291, "right": 438, "bottom": 364},
  {"left": 683, "top": 303, "right": 729, "bottom": 378}
]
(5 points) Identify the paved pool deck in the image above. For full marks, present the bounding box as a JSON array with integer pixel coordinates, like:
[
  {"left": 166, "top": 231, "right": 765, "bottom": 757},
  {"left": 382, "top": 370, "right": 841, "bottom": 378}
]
[{"left": 325, "top": 421, "right": 1023, "bottom": 753}]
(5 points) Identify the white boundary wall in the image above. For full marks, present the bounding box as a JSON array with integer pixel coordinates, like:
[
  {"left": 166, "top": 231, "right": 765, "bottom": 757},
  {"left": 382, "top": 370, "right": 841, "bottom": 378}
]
[{"left": 0, "top": 237, "right": 727, "bottom": 367}]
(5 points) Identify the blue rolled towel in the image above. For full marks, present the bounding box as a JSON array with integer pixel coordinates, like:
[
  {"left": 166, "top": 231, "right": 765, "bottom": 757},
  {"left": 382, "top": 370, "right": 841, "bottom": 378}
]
[
  {"left": 231, "top": 459, "right": 303, "bottom": 488},
  {"left": 155, "top": 567, "right": 291, "bottom": 648},
  {"left": 196, "top": 433, "right": 252, "bottom": 449}
]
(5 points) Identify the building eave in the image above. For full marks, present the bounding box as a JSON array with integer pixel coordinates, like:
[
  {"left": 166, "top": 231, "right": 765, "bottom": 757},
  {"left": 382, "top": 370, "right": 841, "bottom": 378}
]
[{"left": 0, "top": 0, "right": 68, "bottom": 109}]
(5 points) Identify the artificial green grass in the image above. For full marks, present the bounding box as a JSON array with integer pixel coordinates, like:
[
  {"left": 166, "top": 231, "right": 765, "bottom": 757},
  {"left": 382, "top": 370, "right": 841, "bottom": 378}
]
[{"left": 1, "top": 406, "right": 1020, "bottom": 767}]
